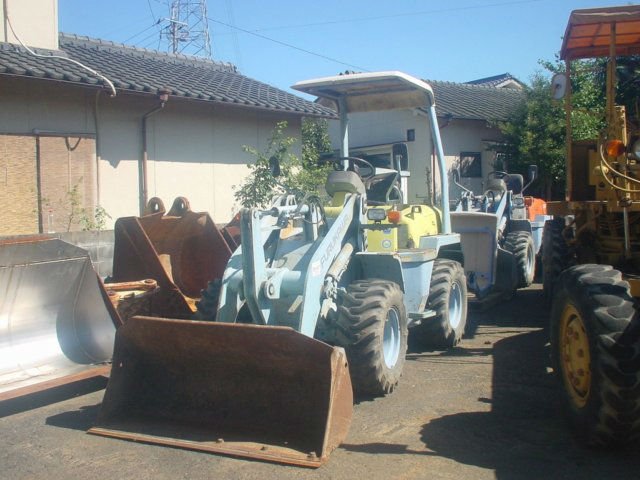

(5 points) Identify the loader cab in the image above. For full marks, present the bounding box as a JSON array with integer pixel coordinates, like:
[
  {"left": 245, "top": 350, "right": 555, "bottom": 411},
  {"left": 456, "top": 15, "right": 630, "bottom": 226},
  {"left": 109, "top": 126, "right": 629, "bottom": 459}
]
[{"left": 293, "top": 71, "right": 454, "bottom": 235}]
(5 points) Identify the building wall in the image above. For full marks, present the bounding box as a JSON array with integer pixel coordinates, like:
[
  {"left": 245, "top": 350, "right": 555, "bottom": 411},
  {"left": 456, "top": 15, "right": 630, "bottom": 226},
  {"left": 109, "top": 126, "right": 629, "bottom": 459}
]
[
  {"left": 1, "top": 0, "right": 59, "bottom": 50},
  {"left": 328, "top": 110, "right": 505, "bottom": 204},
  {"left": 0, "top": 76, "right": 302, "bottom": 233}
]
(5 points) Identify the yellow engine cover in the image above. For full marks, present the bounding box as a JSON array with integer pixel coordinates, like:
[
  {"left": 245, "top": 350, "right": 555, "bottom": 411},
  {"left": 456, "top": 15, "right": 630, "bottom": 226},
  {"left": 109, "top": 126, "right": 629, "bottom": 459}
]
[{"left": 367, "top": 205, "right": 440, "bottom": 252}]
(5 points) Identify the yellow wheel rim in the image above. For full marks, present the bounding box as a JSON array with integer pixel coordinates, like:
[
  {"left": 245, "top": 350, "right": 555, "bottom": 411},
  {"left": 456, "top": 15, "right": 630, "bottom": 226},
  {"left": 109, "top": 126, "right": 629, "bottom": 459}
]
[{"left": 559, "top": 303, "right": 591, "bottom": 408}]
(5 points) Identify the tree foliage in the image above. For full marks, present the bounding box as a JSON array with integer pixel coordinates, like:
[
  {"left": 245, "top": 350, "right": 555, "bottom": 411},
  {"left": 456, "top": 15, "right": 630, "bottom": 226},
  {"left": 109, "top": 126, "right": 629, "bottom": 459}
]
[
  {"left": 498, "top": 59, "right": 606, "bottom": 199},
  {"left": 234, "top": 119, "right": 333, "bottom": 208}
]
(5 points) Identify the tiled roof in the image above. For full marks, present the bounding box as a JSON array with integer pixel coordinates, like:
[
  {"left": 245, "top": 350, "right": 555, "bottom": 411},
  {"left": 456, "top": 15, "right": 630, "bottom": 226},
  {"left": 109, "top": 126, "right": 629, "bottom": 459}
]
[
  {"left": 428, "top": 79, "right": 524, "bottom": 122},
  {"left": 0, "top": 34, "right": 336, "bottom": 118},
  {"left": 465, "top": 72, "right": 524, "bottom": 89}
]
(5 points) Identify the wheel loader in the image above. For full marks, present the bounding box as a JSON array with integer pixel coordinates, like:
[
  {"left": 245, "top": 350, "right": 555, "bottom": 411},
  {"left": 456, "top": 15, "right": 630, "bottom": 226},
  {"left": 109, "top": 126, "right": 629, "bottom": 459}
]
[
  {"left": 451, "top": 166, "right": 550, "bottom": 300},
  {"left": 89, "top": 71, "right": 468, "bottom": 467},
  {"left": 543, "top": 5, "right": 640, "bottom": 445}
]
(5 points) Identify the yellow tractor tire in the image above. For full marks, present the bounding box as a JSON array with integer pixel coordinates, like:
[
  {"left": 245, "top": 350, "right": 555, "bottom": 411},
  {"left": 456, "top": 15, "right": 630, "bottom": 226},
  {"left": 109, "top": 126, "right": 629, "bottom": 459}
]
[{"left": 550, "top": 264, "right": 640, "bottom": 445}]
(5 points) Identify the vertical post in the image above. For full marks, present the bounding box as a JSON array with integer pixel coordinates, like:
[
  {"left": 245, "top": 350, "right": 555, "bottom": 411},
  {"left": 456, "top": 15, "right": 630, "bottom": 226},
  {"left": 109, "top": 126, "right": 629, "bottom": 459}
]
[
  {"left": 426, "top": 104, "right": 451, "bottom": 234},
  {"left": 35, "top": 136, "right": 43, "bottom": 233},
  {"left": 338, "top": 98, "right": 349, "bottom": 170},
  {"left": 565, "top": 59, "right": 573, "bottom": 202}
]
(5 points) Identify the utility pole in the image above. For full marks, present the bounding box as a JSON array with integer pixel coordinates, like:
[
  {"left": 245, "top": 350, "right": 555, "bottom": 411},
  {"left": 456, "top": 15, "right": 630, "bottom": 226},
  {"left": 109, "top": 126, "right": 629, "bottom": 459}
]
[{"left": 160, "top": 0, "right": 212, "bottom": 58}]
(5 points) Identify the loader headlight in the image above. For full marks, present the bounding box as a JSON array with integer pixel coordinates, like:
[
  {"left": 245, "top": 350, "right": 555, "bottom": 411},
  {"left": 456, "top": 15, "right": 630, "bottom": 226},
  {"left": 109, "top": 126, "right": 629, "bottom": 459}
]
[
  {"left": 367, "top": 208, "right": 387, "bottom": 221},
  {"left": 606, "top": 139, "right": 626, "bottom": 157}
]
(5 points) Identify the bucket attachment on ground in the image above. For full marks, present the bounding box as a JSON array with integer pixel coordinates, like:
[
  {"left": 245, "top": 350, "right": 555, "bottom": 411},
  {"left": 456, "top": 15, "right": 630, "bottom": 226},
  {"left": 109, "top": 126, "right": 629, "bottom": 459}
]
[
  {"left": 110, "top": 197, "right": 233, "bottom": 319},
  {"left": 0, "top": 237, "right": 120, "bottom": 401},
  {"left": 89, "top": 316, "right": 353, "bottom": 467}
]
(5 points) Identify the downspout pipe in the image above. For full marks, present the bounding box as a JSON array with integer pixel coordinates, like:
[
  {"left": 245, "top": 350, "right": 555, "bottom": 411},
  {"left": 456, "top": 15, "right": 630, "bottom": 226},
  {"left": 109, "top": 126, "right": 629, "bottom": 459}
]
[{"left": 140, "top": 90, "right": 170, "bottom": 214}]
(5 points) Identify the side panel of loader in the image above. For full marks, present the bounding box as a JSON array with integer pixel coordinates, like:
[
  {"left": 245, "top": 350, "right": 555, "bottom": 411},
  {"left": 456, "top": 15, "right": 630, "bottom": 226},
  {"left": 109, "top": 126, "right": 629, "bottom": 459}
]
[
  {"left": 0, "top": 238, "right": 119, "bottom": 400},
  {"left": 89, "top": 316, "right": 353, "bottom": 467},
  {"left": 450, "top": 211, "right": 499, "bottom": 296}
]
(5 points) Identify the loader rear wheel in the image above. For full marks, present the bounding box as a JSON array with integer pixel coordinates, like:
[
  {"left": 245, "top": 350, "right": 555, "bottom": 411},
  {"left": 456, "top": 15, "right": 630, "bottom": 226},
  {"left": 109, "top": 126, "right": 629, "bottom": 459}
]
[
  {"left": 504, "top": 231, "right": 535, "bottom": 288},
  {"left": 336, "top": 279, "right": 408, "bottom": 397},
  {"left": 411, "top": 260, "right": 467, "bottom": 349},
  {"left": 550, "top": 264, "right": 640, "bottom": 446},
  {"left": 543, "top": 217, "right": 570, "bottom": 301}
]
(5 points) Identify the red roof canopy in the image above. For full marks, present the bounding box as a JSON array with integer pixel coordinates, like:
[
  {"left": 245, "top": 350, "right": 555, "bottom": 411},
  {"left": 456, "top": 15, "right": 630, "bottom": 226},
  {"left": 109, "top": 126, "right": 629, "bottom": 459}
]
[{"left": 561, "top": 5, "right": 640, "bottom": 60}]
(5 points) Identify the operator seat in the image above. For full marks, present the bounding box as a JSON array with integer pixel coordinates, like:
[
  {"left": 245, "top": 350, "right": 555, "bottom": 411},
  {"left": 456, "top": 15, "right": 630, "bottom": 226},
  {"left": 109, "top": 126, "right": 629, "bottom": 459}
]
[
  {"left": 505, "top": 174, "right": 524, "bottom": 194},
  {"left": 325, "top": 170, "right": 366, "bottom": 196},
  {"left": 366, "top": 172, "right": 400, "bottom": 205}
]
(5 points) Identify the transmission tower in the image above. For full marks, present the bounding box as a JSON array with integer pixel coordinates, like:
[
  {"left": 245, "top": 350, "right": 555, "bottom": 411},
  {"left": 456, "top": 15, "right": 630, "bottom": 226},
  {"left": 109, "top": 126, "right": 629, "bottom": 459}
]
[{"left": 160, "top": 0, "right": 212, "bottom": 58}]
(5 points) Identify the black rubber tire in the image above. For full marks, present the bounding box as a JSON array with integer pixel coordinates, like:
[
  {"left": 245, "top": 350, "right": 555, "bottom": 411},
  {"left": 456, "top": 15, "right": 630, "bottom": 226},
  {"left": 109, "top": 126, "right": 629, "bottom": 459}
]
[
  {"left": 336, "top": 279, "right": 408, "bottom": 397},
  {"left": 542, "top": 217, "right": 571, "bottom": 301},
  {"left": 411, "top": 260, "right": 468, "bottom": 349},
  {"left": 195, "top": 279, "right": 221, "bottom": 321},
  {"left": 504, "top": 231, "right": 536, "bottom": 288},
  {"left": 550, "top": 264, "right": 640, "bottom": 446}
]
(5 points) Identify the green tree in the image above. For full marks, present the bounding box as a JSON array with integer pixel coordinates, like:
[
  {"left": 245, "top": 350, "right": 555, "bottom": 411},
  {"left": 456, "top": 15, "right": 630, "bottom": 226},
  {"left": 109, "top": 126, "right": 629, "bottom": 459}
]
[
  {"left": 234, "top": 119, "right": 333, "bottom": 208},
  {"left": 296, "top": 118, "right": 334, "bottom": 198}
]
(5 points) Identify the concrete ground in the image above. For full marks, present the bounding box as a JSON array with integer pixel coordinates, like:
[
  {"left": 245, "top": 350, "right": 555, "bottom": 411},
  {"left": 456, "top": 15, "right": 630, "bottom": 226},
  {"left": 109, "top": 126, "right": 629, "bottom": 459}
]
[{"left": 1, "top": 284, "right": 639, "bottom": 479}]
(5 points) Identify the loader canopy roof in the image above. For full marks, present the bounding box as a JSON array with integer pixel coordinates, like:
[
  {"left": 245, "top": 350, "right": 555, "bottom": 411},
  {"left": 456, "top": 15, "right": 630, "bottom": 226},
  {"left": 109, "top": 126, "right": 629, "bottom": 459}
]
[
  {"left": 292, "top": 71, "right": 435, "bottom": 113},
  {"left": 561, "top": 5, "right": 640, "bottom": 60}
]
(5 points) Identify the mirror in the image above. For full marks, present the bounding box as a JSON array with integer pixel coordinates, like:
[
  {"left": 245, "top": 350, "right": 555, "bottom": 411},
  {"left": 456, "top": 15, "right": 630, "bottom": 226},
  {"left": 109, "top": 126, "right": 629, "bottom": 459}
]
[
  {"left": 269, "top": 155, "right": 281, "bottom": 178},
  {"left": 527, "top": 164, "right": 538, "bottom": 181},
  {"left": 551, "top": 73, "right": 567, "bottom": 100},
  {"left": 392, "top": 143, "right": 409, "bottom": 171}
]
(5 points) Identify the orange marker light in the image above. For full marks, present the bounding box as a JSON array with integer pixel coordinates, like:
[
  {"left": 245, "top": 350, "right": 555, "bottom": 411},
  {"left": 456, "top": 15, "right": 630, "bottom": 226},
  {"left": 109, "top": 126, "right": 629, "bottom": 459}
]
[
  {"left": 387, "top": 210, "right": 401, "bottom": 224},
  {"left": 606, "top": 139, "right": 626, "bottom": 157}
]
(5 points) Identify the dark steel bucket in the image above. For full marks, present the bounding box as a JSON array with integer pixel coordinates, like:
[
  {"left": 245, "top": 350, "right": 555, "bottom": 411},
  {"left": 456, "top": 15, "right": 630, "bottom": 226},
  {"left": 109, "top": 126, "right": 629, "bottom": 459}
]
[
  {"left": 89, "top": 316, "right": 353, "bottom": 467},
  {"left": 110, "top": 197, "right": 233, "bottom": 318}
]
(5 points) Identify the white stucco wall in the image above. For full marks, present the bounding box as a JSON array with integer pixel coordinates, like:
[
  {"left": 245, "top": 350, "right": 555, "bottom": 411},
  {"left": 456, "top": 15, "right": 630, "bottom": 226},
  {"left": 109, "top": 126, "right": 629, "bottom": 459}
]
[
  {"left": 1, "top": 0, "right": 58, "bottom": 50},
  {"left": 0, "top": 76, "right": 303, "bottom": 227}
]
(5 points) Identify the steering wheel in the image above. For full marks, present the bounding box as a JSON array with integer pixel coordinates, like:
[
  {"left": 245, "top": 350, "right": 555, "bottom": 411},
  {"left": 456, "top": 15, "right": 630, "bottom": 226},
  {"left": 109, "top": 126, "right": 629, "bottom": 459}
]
[
  {"left": 486, "top": 171, "right": 509, "bottom": 180},
  {"left": 335, "top": 156, "right": 376, "bottom": 180}
]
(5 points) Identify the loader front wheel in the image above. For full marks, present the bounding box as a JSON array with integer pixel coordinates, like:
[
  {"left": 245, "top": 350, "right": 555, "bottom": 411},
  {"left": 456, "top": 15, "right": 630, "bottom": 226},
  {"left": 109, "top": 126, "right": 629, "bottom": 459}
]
[
  {"left": 195, "top": 279, "right": 221, "bottom": 320},
  {"left": 504, "top": 231, "right": 535, "bottom": 288},
  {"left": 336, "top": 279, "right": 408, "bottom": 397},
  {"left": 550, "top": 264, "right": 640, "bottom": 445},
  {"left": 410, "top": 260, "right": 467, "bottom": 350}
]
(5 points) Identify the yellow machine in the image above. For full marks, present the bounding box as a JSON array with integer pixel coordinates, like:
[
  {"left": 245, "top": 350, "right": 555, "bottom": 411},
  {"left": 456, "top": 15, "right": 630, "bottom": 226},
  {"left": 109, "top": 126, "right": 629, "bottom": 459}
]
[{"left": 543, "top": 6, "right": 640, "bottom": 445}]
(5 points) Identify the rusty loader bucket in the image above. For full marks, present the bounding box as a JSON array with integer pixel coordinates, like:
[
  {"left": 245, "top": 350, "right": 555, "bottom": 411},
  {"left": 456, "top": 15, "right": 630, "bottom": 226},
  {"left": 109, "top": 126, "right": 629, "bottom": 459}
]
[
  {"left": 110, "top": 197, "right": 233, "bottom": 319},
  {"left": 89, "top": 316, "right": 353, "bottom": 467},
  {"left": 0, "top": 237, "right": 120, "bottom": 401}
]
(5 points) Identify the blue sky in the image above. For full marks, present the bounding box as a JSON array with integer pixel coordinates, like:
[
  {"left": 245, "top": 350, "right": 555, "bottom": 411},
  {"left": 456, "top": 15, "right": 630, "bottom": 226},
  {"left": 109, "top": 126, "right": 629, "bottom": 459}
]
[{"left": 58, "top": 0, "right": 637, "bottom": 94}]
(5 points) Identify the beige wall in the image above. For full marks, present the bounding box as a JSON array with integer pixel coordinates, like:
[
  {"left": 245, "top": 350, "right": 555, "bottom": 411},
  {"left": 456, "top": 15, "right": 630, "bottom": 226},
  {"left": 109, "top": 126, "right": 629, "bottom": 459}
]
[
  {"left": 0, "top": 76, "right": 303, "bottom": 230},
  {"left": 1, "top": 0, "right": 58, "bottom": 50}
]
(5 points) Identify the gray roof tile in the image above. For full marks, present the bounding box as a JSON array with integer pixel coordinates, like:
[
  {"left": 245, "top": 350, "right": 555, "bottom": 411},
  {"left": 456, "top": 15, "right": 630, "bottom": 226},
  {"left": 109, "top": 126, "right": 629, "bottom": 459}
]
[
  {"left": 428, "top": 79, "right": 524, "bottom": 121},
  {"left": 0, "top": 34, "right": 336, "bottom": 118}
]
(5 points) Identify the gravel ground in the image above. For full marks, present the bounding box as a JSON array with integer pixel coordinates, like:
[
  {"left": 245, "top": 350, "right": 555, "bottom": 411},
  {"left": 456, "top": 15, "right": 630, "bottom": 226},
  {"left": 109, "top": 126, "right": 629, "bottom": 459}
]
[{"left": 1, "top": 284, "right": 639, "bottom": 479}]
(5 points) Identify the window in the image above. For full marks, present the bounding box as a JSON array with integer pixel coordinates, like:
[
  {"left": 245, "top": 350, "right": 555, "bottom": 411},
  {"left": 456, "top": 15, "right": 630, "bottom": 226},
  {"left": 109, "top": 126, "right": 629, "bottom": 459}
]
[{"left": 459, "top": 152, "right": 482, "bottom": 177}]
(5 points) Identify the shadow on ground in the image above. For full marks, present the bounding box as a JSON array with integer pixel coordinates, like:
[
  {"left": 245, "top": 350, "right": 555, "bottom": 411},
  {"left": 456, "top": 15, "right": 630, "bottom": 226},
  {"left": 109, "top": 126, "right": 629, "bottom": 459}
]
[
  {"left": 415, "top": 287, "right": 640, "bottom": 479},
  {"left": 0, "top": 376, "right": 107, "bottom": 418}
]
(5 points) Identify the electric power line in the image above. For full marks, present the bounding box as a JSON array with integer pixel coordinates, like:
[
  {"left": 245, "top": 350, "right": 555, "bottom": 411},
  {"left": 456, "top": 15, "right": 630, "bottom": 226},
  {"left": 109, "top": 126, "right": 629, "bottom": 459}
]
[
  {"left": 207, "top": 16, "right": 371, "bottom": 72},
  {"left": 247, "top": 0, "right": 546, "bottom": 33}
]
